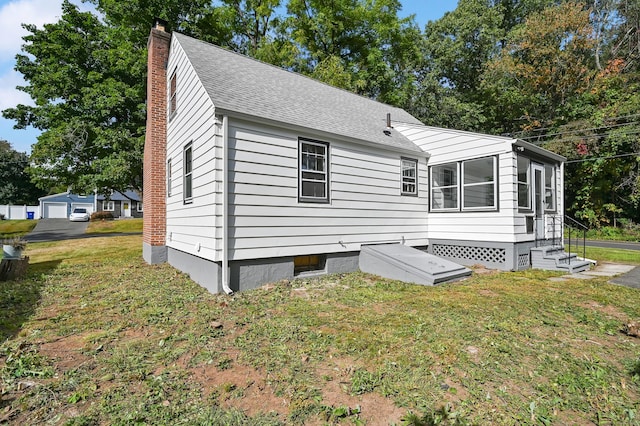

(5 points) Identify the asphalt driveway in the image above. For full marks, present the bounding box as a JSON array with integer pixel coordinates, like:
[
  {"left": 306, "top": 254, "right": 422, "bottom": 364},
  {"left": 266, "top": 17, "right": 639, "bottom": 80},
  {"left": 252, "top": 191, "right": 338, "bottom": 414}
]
[{"left": 24, "top": 219, "right": 89, "bottom": 243}]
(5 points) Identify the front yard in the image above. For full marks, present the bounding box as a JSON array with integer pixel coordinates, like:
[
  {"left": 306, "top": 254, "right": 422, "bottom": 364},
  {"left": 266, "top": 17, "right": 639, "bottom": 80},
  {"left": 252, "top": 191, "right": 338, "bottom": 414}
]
[{"left": 1, "top": 235, "right": 639, "bottom": 425}]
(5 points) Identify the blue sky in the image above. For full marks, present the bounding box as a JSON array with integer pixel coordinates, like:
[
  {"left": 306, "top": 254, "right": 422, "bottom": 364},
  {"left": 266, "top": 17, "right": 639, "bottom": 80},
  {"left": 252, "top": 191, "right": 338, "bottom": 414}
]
[{"left": 0, "top": 0, "right": 458, "bottom": 154}]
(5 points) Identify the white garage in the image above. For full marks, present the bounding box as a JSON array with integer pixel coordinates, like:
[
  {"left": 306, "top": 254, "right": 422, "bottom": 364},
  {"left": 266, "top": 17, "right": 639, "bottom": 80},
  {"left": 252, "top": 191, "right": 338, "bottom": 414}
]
[{"left": 42, "top": 202, "right": 68, "bottom": 219}]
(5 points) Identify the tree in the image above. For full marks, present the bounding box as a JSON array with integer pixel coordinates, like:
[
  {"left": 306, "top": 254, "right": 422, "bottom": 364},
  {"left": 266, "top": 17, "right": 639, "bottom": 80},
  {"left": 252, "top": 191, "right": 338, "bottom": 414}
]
[
  {"left": 0, "top": 141, "right": 44, "bottom": 205},
  {"left": 481, "top": 2, "right": 597, "bottom": 133},
  {"left": 284, "top": 0, "right": 422, "bottom": 105}
]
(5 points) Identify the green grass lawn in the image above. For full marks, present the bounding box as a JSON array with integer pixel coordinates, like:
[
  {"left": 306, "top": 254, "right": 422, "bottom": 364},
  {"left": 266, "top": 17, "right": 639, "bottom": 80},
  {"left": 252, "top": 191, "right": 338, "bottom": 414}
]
[
  {"left": 86, "top": 217, "right": 143, "bottom": 234},
  {"left": 1, "top": 236, "right": 639, "bottom": 425},
  {"left": 0, "top": 219, "right": 37, "bottom": 238}
]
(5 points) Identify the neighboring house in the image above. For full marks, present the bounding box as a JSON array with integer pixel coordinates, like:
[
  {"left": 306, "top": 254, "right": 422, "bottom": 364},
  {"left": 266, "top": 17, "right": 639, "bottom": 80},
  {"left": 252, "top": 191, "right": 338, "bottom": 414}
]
[
  {"left": 143, "top": 20, "right": 583, "bottom": 294},
  {"left": 39, "top": 190, "right": 143, "bottom": 219},
  {"left": 39, "top": 192, "right": 94, "bottom": 219},
  {"left": 96, "top": 190, "right": 143, "bottom": 219}
]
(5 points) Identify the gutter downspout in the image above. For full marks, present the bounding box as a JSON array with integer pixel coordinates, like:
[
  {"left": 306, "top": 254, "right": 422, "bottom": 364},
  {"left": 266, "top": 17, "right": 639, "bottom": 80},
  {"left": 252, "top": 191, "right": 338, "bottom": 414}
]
[{"left": 221, "top": 115, "right": 234, "bottom": 295}]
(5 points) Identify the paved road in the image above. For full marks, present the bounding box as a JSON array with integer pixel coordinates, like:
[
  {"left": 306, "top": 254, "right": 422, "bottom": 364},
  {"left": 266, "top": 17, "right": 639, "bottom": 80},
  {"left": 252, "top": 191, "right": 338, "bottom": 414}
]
[
  {"left": 24, "top": 219, "right": 89, "bottom": 243},
  {"left": 583, "top": 239, "right": 640, "bottom": 252}
]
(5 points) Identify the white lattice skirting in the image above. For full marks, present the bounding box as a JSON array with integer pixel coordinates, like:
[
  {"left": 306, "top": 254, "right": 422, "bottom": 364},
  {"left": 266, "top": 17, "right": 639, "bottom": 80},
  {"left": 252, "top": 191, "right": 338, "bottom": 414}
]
[{"left": 432, "top": 244, "right": 507, "bottom": 265}]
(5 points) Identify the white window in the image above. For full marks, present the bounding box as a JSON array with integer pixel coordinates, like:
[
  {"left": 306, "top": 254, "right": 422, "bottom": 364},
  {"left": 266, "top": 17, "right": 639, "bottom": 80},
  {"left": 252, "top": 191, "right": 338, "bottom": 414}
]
[
  {"left": 430, "top": 156, "right": 497, "bottom": 211},
  {"left": 517, "top": 156, "right": 531, "bottom": 210},
  {"left": 462, "top": 157, "right": 496, "bottom": 210},
  {"left": 169, "top": 71, "right": 177, "bottom": 118},
  {"left": 167, "top": 158, "right": 172, "bottom": 197},
  {"left": 183, "top": 142, "right": 193, "bottom": 203},
  {"left": 102, "top": 201, "right": 115, "bottom": 211},
  {"left": 137, "top": 202, "right": 143, "bottom": 212},
  {"left": 544, "top": 164, "right": 555, "bottom": 212},
  {"left": 401, "top": 158, "right": 418, "bottom": 195},
  {"left": 299, "top": 138, "right": 329, "bottom": 202},
  {"left": 431, "top": 163, "right": 458, "bottom": 210}
]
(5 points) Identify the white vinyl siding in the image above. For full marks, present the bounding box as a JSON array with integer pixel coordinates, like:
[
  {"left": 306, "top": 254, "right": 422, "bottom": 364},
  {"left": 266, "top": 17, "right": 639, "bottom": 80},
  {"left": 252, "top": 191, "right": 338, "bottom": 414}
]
[
  {"left": 397, "top": 124, "right": 519, "bottom": 243},
  {"left": 165, "top": 36, "right": 219, "bottom": 261},
  {"left": 227, "top": 119, "right": 428, "bottom": 260}
]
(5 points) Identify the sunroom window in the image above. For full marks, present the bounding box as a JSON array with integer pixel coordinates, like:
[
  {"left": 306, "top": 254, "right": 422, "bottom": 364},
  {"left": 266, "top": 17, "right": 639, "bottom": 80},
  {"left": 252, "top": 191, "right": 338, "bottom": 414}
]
[
  {"left": 517, "top": 156, "right": 531, "bottom": 210},
  {"left": 462, "top": 157, "right": 496, "bottom": 210},
  {"left": 431, "top": 163, "right": 458, "bottom": 210},
  {"left": 299, "top": 138, "right": 329, "bottom": 203},
  {"left": 544, "top": 164, "right": 555, "bottom": 211}
]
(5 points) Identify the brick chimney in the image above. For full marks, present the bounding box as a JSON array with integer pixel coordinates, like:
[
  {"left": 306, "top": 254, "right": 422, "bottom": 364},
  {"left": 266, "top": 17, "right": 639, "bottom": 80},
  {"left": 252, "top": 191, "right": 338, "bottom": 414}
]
[{"left": 143, "top": 18, "right": 170, "bottom": 264}]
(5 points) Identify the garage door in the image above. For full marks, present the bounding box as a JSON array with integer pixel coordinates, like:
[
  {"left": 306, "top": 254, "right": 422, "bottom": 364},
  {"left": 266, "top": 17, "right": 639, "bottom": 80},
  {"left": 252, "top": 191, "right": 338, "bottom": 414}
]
[
  {"left": 43, "top": 202, "right": 68, "bottom": 219},
  {"left": 71, "top": 203, "right": 94, "bottom": 215}
]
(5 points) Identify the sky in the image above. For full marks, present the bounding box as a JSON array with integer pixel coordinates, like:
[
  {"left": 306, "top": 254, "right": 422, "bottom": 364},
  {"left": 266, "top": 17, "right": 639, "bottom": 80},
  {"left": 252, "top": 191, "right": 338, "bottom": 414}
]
[{"left": 0, "top": 0, "right": 458, "bottom": 155}]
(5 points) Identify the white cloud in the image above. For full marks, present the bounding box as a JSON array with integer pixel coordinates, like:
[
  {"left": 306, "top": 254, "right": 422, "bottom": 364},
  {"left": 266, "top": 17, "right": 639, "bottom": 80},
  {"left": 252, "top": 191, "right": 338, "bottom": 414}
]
[
  {"left": 0, "top": 68, "right": 32, "bottom": 110},
  {"left": 0, "top": 0, "right": 62, "bottom": 59}
]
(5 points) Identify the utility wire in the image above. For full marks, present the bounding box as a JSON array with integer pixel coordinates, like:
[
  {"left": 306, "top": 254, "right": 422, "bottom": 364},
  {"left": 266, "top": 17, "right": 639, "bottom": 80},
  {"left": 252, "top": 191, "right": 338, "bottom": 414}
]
[{"left": 565, "top": 152, "right": 640, "bottom": 163}]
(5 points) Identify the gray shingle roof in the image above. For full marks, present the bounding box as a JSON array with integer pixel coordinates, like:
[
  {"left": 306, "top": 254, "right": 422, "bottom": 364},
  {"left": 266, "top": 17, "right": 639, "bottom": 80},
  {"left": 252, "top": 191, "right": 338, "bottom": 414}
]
[{"left": 173, "top": 33, "right": 424, "bottom": 154}]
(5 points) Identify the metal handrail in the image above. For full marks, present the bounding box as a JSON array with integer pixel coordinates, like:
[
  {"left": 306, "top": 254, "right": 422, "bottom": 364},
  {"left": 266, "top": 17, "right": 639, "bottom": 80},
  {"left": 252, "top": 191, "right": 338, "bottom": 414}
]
[{"left": 564, "top": 215, "right": 588, "bottom": 264}]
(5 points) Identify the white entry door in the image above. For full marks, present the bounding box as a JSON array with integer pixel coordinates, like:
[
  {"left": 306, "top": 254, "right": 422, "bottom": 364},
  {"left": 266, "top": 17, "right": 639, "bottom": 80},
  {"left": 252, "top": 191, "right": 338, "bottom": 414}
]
[
  {"left": 532, "top": 163, "right": 545, "bottom": 240},
  {"left": 121, "top": 201, "right": 131, "bottom": 217}
]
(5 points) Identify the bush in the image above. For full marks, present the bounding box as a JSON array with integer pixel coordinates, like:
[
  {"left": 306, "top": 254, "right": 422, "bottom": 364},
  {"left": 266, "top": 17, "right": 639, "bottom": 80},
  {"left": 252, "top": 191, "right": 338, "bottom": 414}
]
[
  {"left": 90, "top": 211, "right": 114, "bottom": 221},
  {"left": 0, "top": 214, "right": 4, "bottom": 220}
]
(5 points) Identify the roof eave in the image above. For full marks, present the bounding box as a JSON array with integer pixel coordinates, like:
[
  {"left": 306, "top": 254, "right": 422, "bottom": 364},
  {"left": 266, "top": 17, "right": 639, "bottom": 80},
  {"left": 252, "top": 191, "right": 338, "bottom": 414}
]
[
  {"left": 513, "top": 139, "right": 566, "bottom": 163},
  {"left": 216, "top": 108, "right": 429, "bottom": 158}
]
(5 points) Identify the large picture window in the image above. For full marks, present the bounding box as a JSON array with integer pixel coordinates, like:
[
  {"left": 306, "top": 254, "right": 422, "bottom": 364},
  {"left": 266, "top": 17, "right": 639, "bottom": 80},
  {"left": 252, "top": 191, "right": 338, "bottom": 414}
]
[
  {"left": 183, "top": 142, "right": 193, "bottom": 203},
  {"left": 462, "top": 157, "right": 496, "bottom": 210},
  {"left": 299, "top": 138, "right": 329, "bottom": 203},
  {"left": 431, "top": 163, "right": 458, "bottom": 210},
  {"left": 517, "top": 156, "right": 531, "bottom": 210},
  {"left": 430, "top": 156, "right": 497, "bottom": 211},
  {"left": 401, "top": 158, "right": 418, "bottom": 195}
]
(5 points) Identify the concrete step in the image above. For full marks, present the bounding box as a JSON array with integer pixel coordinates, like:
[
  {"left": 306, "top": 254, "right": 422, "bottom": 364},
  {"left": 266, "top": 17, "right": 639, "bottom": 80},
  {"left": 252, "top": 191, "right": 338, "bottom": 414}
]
[
  {"left": 531, "top": 246, "right": 593, "bottom": 273},
  {"left": 359, "top": 244, "right": 472, "bottom": 285}
]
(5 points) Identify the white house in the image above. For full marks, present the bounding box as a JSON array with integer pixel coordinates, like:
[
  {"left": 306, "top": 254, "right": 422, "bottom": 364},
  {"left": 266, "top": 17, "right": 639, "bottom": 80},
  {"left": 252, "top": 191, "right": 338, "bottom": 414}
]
[{"left": 143, "top": 20, "right": 588, "bottom": 294}]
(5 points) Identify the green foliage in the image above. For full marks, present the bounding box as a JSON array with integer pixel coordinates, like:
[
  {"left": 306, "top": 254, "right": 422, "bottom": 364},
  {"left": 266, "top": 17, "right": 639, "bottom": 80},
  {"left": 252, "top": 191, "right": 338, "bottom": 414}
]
[
  {"left": 89, "top": 211, "right": 114, "bottom": 221},
  {"left": 0, "top": 140, "right": 44, "bottom": 205}
]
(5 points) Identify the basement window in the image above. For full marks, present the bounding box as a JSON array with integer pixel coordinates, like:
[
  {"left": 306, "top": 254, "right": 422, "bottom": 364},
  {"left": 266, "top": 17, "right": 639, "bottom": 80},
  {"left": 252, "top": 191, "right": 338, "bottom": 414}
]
[{"left": 294, "top": 255, "right": 326, "bottom": 275}]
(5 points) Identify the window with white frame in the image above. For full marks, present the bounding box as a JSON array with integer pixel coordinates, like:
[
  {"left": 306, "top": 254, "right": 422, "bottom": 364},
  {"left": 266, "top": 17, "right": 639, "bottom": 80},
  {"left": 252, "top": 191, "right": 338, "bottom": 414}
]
[
  {"left": 462, "top": 157, "right": 496, "bottom": 210},
  {"left": 299, "top": 138, "right": 329, "bottom": 202},
  {"left": 169, "top": 70, "right": 177, "bottom": 118},
  {"left": 102, "top": 201, "right": 115, "bottom": 211},
  {"left": 183, "top": 142, "right": 193, "bottom": 203},
  {"left": 544, "top": 164, "right": 556, "bottom": 211},
  {"left": 137, "top": 202, "right": 143, "bottom": 212},
  {"left": 430, "top": 156, "right": 497, "bottom": 211},
  {"left": 517, "top": 156, "right": 531, "bottom": 210},
  {"left": 431, "top": 163, "right": 458, "bottom": 210},
  {"left": 167, "top": 158, "right": 172, "bottom": 197},
  {"left": 401, "top": 158, "right": 418, "bottom": 195}
]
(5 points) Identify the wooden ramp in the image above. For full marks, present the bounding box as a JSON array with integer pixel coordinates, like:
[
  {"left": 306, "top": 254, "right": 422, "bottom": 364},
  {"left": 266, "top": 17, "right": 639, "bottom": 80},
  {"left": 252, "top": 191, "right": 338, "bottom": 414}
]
[{"left": 359, "top": 244, "right": 471, "bottom": 285}]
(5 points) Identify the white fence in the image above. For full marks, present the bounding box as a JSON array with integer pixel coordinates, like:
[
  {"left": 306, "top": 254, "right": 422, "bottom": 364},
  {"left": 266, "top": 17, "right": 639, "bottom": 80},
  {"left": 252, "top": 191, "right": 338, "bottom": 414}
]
[{"left": 0, "top": 205, "right": 39, "bottom": 220}]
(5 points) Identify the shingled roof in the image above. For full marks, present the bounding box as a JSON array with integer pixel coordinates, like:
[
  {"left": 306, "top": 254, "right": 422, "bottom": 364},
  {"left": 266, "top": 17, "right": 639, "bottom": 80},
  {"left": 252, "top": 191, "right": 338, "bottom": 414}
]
[{"left": 173, "top": 32, "right": 425, "bottom": 154}]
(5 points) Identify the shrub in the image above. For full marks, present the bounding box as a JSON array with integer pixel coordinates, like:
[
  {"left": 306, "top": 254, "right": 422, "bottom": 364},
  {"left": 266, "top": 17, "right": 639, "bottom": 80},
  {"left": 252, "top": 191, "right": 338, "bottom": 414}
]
[{"left": 91, "top": 211, "right": 114, "bottom": 221}]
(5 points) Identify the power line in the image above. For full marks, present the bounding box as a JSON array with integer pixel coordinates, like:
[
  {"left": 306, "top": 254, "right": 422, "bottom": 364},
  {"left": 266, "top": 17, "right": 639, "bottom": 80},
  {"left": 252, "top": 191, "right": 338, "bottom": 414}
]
[{"left": 565, "top": 152, "right": 640, "bottom": 163}]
